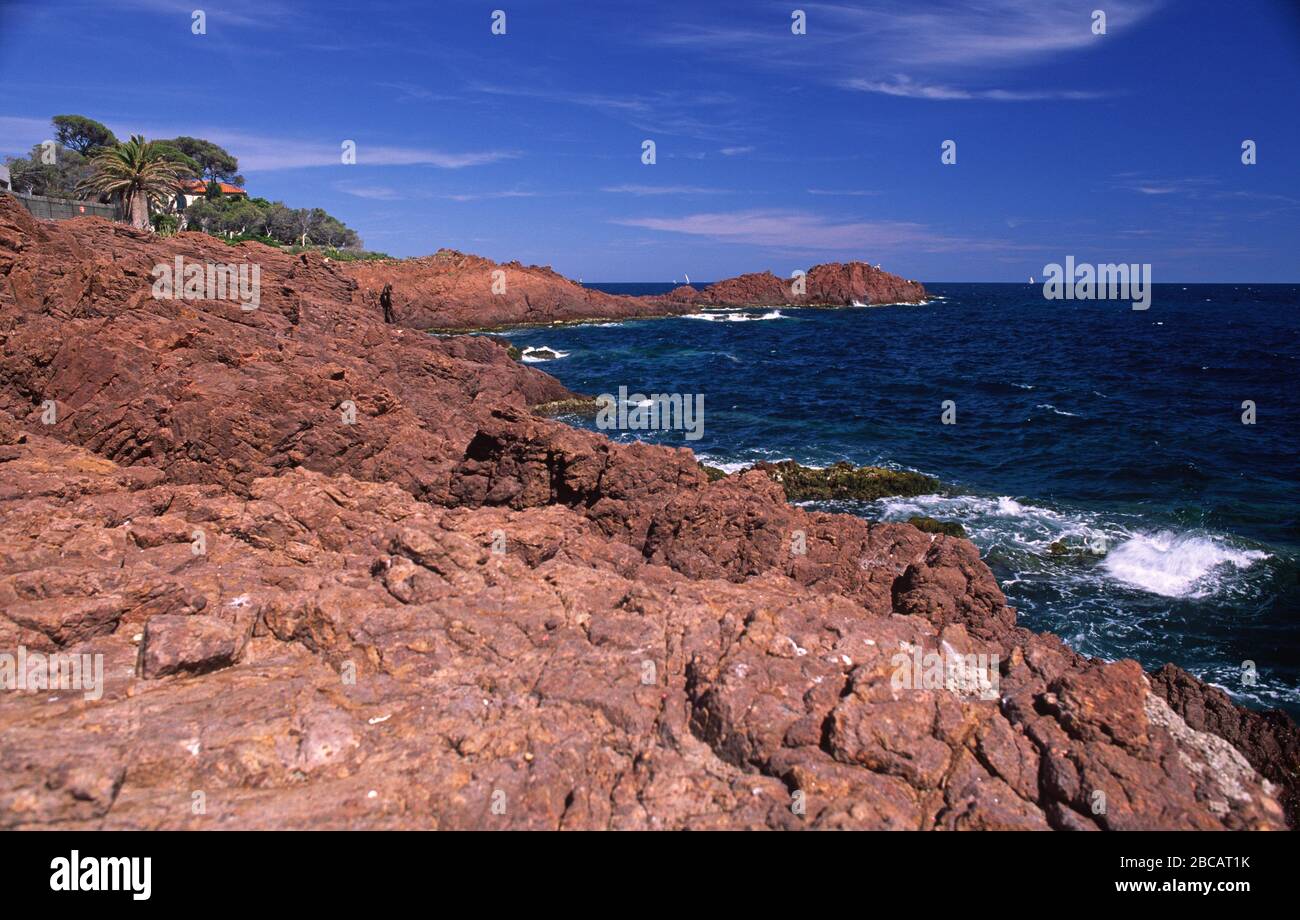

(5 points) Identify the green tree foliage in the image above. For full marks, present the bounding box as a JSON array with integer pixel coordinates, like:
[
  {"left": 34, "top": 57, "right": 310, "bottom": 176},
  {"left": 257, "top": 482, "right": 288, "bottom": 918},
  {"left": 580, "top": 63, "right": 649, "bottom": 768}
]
[
  {"left": 51, "top": 115, "right": 118, "bottom": 154},
  {"left": 181, "top": 196, "right": 360, "bottom": 249},
  {"left": 82, "top": 135, "right": 190, "bottom": 229},
  {"left": 164, "top": 136, "right": 242, "bottom": 185},
  {"left": 3, "top": 143, "right": 91, "bottom": 199},
  {"left": 151, "top": 142, "right": 202, "bottom": 178},
  {"left": 14, "top": 113, "right": 366, "bottom": 250}
]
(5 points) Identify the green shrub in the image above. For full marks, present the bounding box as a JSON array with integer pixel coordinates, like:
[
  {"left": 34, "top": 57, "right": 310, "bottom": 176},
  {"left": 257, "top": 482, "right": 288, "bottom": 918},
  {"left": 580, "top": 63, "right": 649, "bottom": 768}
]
[{"left": 151, "top": 212, "right": 180, "bottom": 236}]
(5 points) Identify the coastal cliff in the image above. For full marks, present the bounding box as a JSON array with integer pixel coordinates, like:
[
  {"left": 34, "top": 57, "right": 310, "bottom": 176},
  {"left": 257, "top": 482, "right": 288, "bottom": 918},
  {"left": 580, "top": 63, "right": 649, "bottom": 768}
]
[
  {"left": 344, "top": 249, "right": 927, "bottom": 331},
  {"left": 0, "top": 194, "right": 1294, "bottom": 830},
  {"left": 666, "top": 261, "right": 927, "bottom": 309}
]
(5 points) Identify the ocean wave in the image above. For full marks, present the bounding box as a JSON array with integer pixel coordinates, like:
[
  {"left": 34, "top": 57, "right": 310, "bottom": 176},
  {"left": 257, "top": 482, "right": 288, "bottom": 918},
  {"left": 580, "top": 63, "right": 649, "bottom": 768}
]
[
  {"left": 872, "top": 493, "right": 1268, "bottom": 602},
  {"left": 1035, "top": 403, "right": 1081, "bottom": 417},
  {"left": 685, "top": 310, "right": 785, "bottom": 322},
  {"left": 1101, "top": 531, "right": 1268, "bottom": 598},
  {"left": 693, "top": 450, "right": 803, "bottom": 473},
  {"left": 520, "top": 346, "right": 570, "bottom": 362}
]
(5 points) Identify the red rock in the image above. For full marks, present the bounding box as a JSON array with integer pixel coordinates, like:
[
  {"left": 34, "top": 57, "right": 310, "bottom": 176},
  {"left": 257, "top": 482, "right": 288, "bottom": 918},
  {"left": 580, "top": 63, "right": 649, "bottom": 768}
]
[
  {"left": 669, "top": 261, "right": 927, "bottom": 309},
  {"left": 0, "top": 194, "right": 1291, "bottom": 830},
  {"left": 346, "top": 250, "right": 693, "bottom": 331},
  {"left": 140, "top": 614, "right": 245, "bottom": 678},
  {"left": 344, "top": 249, "right": 926, "bottom": 331}
]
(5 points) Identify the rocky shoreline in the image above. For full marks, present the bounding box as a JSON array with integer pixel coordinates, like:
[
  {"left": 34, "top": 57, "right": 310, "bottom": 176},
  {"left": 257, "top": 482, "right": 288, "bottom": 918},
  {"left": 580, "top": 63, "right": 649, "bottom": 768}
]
[
  {"left": 344, "top": 247, "right": 929, "bottom": 332},
  {"left": 1, "top": 194, "right": 1295, "bottom": 830}
]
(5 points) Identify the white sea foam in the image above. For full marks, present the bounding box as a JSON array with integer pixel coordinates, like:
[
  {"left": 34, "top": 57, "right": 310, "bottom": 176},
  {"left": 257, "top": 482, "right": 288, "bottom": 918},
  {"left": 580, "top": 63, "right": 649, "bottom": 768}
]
[
  {"left": 693, "top": 451, "right": 804, "bottom": 474},
  {"left": 685, "top": 310, "right": 785, "bottom": 322},
  {"left": 695, "top": 458, "right": 751, "bottom": 474},
  {"left": 520, "top": 346, "right": 570, "bottom": 363},
  {"left": 874, "top": 494, "right": 1267, "bottom": 600},
  {"left": 1036, "top": 403, "right": 1080, "bottom": 417},
  {"left": 1102, "top": 532, "right": 1267, "bottom": 598}
]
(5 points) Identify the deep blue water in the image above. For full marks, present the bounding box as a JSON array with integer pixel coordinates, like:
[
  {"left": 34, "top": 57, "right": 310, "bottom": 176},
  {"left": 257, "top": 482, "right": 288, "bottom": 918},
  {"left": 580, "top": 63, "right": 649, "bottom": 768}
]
[{"left": 499, "top": 284, "right": 1300, "bottom": 716}]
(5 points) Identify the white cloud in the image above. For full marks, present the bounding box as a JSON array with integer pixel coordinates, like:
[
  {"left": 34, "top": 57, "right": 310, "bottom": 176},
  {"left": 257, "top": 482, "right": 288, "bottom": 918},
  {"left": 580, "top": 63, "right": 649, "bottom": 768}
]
[
  {"left": 0, "top": 116, "right": 53, "bottom": 155},
  {"left": 336, "top": 184, "right": 538, "bottom": 202},
  {"left": 612, "top": 208, "right": 1010, "bottom": 253},
  {"left": 120, "top": 126, "right": 515, "bottom": 172},
  {"left": 652, "top": 0, "right": 1162, "bottom": 102},
  {"left": 845, "top": 76, "right": 1105, "bottom": 101},
  {"left": 335, "top": 184, "right": 406, "bottom": 201},
  {"left": 601, "top": 184, "right": 729, "bottom": 196},
  {"left": 807, "top": 188, "right": 881, "bottom": 197}
]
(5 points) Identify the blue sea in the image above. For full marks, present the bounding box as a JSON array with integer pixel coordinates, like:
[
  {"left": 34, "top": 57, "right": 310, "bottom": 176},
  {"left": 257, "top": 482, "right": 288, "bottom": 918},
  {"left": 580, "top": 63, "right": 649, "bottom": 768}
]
[{"left": 498, "top": 283, "right": 1300, "bottom": 716}]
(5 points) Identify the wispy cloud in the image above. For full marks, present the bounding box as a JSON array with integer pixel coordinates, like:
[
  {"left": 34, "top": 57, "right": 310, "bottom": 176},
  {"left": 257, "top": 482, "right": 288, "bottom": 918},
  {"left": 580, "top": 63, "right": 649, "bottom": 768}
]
[
  {"left": 110, "top": 0, "right": 298, "bottom": 30},
  {"left": 1111, "top": 174, "right": 1218, "bottom": 197},
  {"left": 652, "top": 0, "right": 1161, "bottom": 102},
  {"left": 601, "top": 184, "right": 730, "bottom": 196},
  {"left": 2, "top": 117, "right": 510, "bottom": 172},
  {"left": 441, "top": 190, "right": 538, "bottom": 202},
  {"left": 336, "top": 183, "right": 538, "bottom": 202},
  {"left": 0, "top": 115, "right": 51, "bottom": 155},
  {"left": 129, "top": 127, "right": 515, "bottom": 172},
  {"left": 612, "top": 208, "right": 1010, "bottom": 253},
  {"left": 719, "top": 146, "right": 754, "bottom": 156},
  {"left": 334, "top": 184, "right": 406, "bottom": 201},
  {"left": 807, "top": 188, "right": 881, "bottom": 197},
  {"left": 845, "top": 76, "right": 1106, "bottom": 102},
  {"left": 470, "top": 82, "right": 749, "bottom": 141},
  {"left": 377, "top": 81, "right": 458, "bottom": 103}
]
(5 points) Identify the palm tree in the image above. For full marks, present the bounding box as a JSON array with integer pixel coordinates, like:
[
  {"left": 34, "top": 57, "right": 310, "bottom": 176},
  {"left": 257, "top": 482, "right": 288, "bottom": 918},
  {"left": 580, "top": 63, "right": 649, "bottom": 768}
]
[{"left": 81, "top": 135, "right": 190, "bottom": 229}]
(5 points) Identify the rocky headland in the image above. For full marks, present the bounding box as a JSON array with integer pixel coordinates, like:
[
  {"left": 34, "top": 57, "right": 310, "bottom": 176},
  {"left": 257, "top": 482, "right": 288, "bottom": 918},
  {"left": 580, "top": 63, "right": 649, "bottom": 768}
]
[
  {"left": 664, "top": 262, "right": 928, "bottom": 311},
  {"left": 345, "top": 249, "right": 928, "bottom": 332},
  {"left": 0, "top": 193, "right": 1295, "bottom": 830}
]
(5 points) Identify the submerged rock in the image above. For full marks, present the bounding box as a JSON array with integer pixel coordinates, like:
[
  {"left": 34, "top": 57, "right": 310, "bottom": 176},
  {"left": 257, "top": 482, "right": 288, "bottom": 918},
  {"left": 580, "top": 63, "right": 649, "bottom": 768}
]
[
  {"left": 1048, "top": 536, "right": 1108, "bottom": 559},
  {"left": 530, "top": 396, "right": 601, "bottom": 418},
  {"left": 908, "top": 515, "right": 966, "bottom": 538},
  {"left": 699, "top": 463, "right": 729, "bottom": 482},
  {"left": 754, "top": 460, "right": 939, "bottom": 502}
]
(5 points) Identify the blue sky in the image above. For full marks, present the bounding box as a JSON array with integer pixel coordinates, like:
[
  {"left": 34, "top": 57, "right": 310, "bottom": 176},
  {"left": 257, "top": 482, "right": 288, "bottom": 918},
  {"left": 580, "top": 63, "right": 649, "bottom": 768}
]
[{"left": 1, "top": 0, "right": 1297, "bottom": 280}]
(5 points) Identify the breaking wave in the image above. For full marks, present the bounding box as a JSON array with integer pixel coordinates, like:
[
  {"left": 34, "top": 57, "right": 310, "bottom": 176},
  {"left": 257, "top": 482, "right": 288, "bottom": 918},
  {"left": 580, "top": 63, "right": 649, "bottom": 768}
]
[
  {"left": 521, "top": 346, "right": 570, "bottom": 362},
  {"left": 1102, "top": 531, "right": 1268, "bottom": 599},
  {"left": 685, "top": 310, "right": 785, "bottom": 322}
]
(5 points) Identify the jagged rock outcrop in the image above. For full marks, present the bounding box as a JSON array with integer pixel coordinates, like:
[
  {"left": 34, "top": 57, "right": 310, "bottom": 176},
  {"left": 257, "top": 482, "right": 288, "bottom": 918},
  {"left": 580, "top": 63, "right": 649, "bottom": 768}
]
[
  {"left": 667, "top": 262, "right": 927, "bottom": 309},
  {"left": 0, "top": 194, "right": 1292, "bottom": 830},
  {"left": 344, "top": 250, "right": 927, "bottom": 331},
  {"left": 1151, "top": 663, "right": 1300, "bottom": 827},
  {"left": 346, "top": 250, "right": 693, "bottom": 331}
]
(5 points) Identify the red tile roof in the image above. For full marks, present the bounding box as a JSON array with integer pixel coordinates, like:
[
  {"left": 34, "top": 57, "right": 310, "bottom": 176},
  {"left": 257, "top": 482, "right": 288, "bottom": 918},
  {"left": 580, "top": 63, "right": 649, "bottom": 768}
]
[{"left": 180, "top": 179, "right": 247, "bottom": 196}]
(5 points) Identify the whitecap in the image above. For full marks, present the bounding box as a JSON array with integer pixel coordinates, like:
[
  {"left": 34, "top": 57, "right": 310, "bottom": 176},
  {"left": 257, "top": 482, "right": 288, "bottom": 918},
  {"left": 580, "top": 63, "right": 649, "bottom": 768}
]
[
  {"left": 1101, "top": 531, "right": 1268, "bottom": 598},
  {"left": 685, "top": 310, "right": 785, "bottom": 322},
  {"left": 520, "top": 346, "right": 570, "bottom": 363}
]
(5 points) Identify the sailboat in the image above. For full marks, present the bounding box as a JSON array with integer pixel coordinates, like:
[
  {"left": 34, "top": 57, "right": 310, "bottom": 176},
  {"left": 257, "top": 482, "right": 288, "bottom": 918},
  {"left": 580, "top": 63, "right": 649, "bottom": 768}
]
[
  {"left": 684, "top": 273, "right": 690, "bottom": 285},
  {"left": 1029, "top": 275, "right": 1035, "bottom": 284}
]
